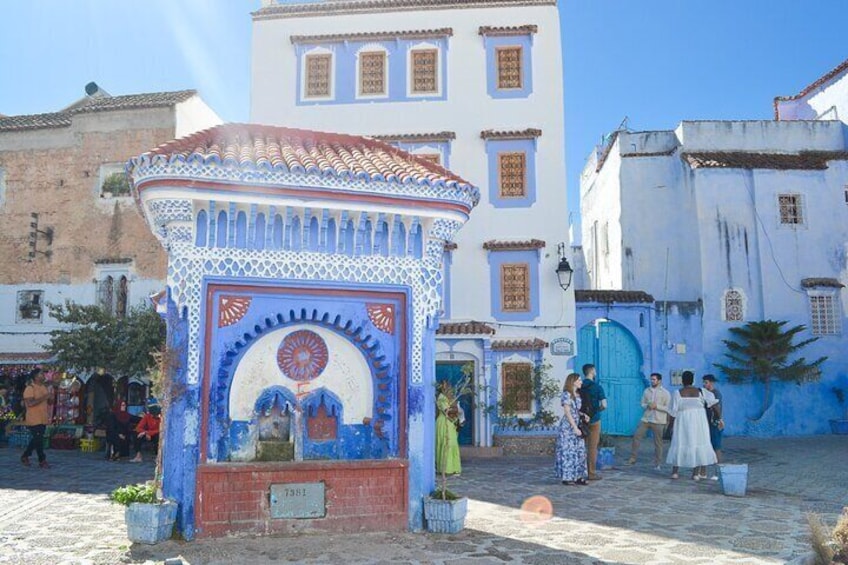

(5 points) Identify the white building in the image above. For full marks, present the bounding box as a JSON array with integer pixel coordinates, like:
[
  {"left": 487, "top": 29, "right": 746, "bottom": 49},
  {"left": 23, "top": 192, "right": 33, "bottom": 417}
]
[
  {"left": 251, "top": 0, "right": 573, "bottom": 447},
  {"left": 579, "top": 60, "right": 848, "bottom": 436}
]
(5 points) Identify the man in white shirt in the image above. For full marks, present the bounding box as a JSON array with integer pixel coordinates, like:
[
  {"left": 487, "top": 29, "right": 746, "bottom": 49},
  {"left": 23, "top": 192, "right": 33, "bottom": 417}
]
[{"left": 627, "top": 373, "right": 671, "bottom": 469}]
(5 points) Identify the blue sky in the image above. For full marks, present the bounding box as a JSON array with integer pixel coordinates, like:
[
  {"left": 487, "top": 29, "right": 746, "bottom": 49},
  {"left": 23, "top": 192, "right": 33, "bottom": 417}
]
[{"left": 2, "top": 0, "right": 847, "bottom": 236}]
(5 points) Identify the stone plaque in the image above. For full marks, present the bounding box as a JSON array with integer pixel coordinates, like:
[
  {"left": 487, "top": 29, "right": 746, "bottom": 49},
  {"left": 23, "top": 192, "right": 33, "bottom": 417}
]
[{"left": 270, "top": 482, "right": 326, "bottom": 519}]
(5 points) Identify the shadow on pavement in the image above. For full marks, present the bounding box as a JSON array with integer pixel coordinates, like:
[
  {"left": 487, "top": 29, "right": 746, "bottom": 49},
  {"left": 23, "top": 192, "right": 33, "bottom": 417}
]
[{"left": 0, "top": 446, "right": 154, "bottom": 495}]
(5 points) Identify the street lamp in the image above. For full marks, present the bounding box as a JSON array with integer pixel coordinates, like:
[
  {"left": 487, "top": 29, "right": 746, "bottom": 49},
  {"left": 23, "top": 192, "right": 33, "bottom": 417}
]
[{"left": 555, "top": 242, "right": 573, "bottom": 291}]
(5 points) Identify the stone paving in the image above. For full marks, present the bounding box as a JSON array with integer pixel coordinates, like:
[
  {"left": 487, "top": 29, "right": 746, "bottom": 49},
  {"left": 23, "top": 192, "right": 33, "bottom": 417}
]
[{"left": 0, "top": 436, "right": 845, "bottom": 564}]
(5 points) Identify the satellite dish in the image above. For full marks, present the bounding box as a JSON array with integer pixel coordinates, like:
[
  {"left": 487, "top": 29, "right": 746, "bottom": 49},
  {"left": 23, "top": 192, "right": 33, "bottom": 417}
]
[{"left": 85, "top": 82, "right": 99, "bottom": 96}]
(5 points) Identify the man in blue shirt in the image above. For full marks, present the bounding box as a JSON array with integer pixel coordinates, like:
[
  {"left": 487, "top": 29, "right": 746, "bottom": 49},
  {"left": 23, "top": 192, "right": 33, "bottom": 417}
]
[
  {"left": 702, "top": 374, "right": 724, "bottom": 480},
  {"left": 579, "top": 363, "right": 607, "bottom": 480}
]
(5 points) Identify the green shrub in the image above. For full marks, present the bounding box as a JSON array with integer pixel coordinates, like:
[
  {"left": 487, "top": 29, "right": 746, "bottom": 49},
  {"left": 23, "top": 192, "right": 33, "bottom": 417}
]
[
  {"left": 429, "top": 488, "right": 461, "bottom": 501},
  {"left": 110, "top": 482, "right": 156, "bottom": 506}
]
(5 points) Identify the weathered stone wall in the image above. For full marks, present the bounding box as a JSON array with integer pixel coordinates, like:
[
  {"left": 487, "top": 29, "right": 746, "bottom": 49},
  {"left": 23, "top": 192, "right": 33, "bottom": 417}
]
[{"left": 0, "top": 110, "right": 174, "bottom": 286}]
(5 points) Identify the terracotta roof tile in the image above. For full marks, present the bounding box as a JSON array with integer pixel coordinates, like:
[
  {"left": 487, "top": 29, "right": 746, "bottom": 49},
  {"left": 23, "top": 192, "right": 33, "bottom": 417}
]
[
  {"left": 478, "top": 24, "right": 538, "bottom": 36},
  {"left": 137, "top": 123, "right": 475, "bottom": 192},
  {"left": 801, "top": 277, "right": 845, "bottom": 289},
  {"left": 480, "top": 128, "right": 542, "bottom": 140},
  {"left": 436, "top": 321, "right": 496, "bottom": 335},
  {"left": 0, "top": 90, "right": 196, "bottom": 133},
  {"left": 575, "top": 290, "right": 655, "bottom": 304},
  {"left": 254, "top": 0, "right": 556, "bottom": 19},
  {"left": 774, "top": 57, "right": 848, "bottom": 119},
  {"left": 290, "top": 28, "right": 452, "bottom": 44},
  {"left": 483, "top": 239, "right": 545, "bottom": 251},
  {"left": 371, "top": 131, "right": 456, "bottom": 143},
  {"left": 491, "top": 337, "right": 548, "bottom": 351},
  {"left": 0, "top": 352, "right": 54, "bottom": 365},
  {"left": 683, "top": 151, "right": 848, "bottom": 170}
]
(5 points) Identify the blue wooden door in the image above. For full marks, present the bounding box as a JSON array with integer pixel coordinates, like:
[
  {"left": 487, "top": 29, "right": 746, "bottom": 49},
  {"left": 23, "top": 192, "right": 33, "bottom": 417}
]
[
  {"left": 435, "top": 362, "right": 473, "bottom": 445},
  {"left": 576, "top": 320, "right": 644, "bottom": 435}
]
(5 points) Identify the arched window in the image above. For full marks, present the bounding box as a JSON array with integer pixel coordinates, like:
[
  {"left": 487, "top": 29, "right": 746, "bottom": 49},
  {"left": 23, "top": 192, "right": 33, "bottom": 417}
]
[
  {"left": 195, "top": 210, "right": 208, "bottom": 247},
  {"left": 98, "top": 276, "right": 114, "bottom": 311},
  {"left": 723, "top": 289, "right": 744, "bottom": 322}
]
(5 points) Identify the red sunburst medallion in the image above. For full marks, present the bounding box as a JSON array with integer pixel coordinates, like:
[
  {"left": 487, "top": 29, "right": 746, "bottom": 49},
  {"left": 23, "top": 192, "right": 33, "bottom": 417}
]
[
  {"left": 218, "top": 296, "right": 251, "bottom": 328},
  {"left": 367, "top": 303, "right": 395, "bottom": 334},
  {"left": 277, "top": 330, "right": 329, "bottom": 382}
]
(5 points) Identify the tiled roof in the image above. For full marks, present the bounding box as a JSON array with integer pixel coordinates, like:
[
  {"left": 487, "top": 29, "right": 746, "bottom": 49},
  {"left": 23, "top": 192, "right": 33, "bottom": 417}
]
[
  {"left": 0, "top": 112, "right": 72, "bottom": 132},
  {"left": 137, "top": 123, "right": 474, "bottom": 189},
  {"left": 491, "top": 338, "right": 548, "bottom": 351},
  {"left": 290, "top": 28, "right": 452, "bottom": 44},
  {"left": 66, "top": 90, "right": 196, "bottom": 114},
  {"left": 622, "top": 149, "right": 677, "bottom": 159},
  {"left": 0, "top": 352, "right": 55, "bottom": 365},
  {"left": 483, "top": 239, "right": 545, "bottom": 251},
  {"left": 478, "top": 25, "right": 538, "bottom": 36},
  {"left": 683, "top": 152, "right": 848, "bottom": 170},
  {"left": 254, "top": 0, "right": 556, "bottom": 19},
  {"left": 575, "top": 290, "right": 655, "bottom": 304},
  {"left": 480, "top": 128, "right": 542, "bottom": 140},
  {"left": 774, "top": 57, "right": 848, "bottom": 118},
  {"left": 801, "top": 277, "right": 845, "bottom": 289},
  {"left": 372, "top": 131, "right": 456, "bottom": 143},
  {"left": 436, "top": 321, "right": 495, "bottom": 335},
  {"left": 0, "top": 90, "right": 197, "bottom": 133}
]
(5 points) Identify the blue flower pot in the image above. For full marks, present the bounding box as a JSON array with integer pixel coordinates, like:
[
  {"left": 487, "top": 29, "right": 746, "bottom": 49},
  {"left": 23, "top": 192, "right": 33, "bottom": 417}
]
[
  {"left": 718, "top": 464, "right": 748, "bottom": 497},
  {"left": 596, "top": 447, "right": 616, "bottom": 470},
  {"left": 829, "top": 419, "right": 848, "bottom": 435},
  {"left": 424, "top": 496, "right": 467, "bottom": 534},
  {"left": 125, "top": 500, "right": 178, "bottom": 544}
]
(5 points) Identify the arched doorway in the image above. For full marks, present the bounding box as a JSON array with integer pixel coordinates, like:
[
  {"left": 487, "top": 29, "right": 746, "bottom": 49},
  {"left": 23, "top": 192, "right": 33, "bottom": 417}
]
[{"left": 576, "top": 319, "right": 644, "bottom": 435}]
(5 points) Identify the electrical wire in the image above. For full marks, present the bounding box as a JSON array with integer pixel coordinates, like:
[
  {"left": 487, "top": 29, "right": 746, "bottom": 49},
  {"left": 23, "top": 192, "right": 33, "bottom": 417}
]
[{"left": 742, "top": 173, "right": 805, "bottom": 294}]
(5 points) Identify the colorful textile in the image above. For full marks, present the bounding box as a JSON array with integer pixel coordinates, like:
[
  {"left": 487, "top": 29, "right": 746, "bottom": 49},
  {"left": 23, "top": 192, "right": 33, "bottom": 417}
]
[{"left": 555, "top": 391, "right": 587, "bottom": 481}]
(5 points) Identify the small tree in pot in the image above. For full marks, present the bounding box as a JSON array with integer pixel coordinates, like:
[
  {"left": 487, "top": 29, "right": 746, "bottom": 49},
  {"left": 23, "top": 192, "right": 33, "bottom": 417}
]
[
  {"left": 425, "top": 365, "right": 473, "bottom": 533},
  {"left": 109, "top": 346, "right": 182, "bottom": 544}
]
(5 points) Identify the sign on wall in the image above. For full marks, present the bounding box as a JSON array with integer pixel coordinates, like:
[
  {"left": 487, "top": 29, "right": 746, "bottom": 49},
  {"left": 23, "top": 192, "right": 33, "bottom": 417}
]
[
  {"left": 270, "top": 482, "right": 326, "bottom": 519},
  {"left": 550, "top": 337, "right": 574, "bottom": 356}
]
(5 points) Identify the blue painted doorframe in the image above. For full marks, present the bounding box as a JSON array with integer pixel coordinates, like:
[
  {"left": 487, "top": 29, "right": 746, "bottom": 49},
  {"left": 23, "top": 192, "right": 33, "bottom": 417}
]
[
  {"left": 576, "top": 320, "right": 644, "bottom": 436},
  {"left": 435, "top": 362, "right": 474, "bottom": 445}
]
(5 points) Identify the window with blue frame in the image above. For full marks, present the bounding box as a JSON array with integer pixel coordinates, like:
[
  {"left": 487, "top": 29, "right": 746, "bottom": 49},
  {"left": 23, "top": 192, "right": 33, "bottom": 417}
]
[
  {"left": 376, "top": 132, "right": 455, "bottom": 170},
  {"left": 485, "top": 240, "right": 545, "bottom": 321},
  {"left": 483, "top": 129, "right": 541, "bottom": 208},
  {"left": 480, "top": 25, "right": 537, "bottom": 99},
  {"left": 293, "top": 29, "right": 451, "bottom": 106}
]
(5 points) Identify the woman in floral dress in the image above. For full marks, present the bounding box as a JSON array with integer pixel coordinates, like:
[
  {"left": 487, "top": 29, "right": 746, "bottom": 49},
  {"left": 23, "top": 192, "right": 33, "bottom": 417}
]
[{"left": 555, "top": 373, "right": 589, "bottom": 485}]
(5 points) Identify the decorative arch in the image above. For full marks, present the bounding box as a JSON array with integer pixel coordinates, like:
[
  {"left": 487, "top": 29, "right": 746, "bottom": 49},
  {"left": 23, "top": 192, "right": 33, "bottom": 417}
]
[{"left": 217, "top": 308, "right": 394, "bottom": 435}]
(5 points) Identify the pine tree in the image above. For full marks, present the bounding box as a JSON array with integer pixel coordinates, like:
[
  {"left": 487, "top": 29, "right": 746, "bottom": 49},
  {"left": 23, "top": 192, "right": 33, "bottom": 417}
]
[{"left": 714, "top": 320, "right": 826, "bottom": 420}]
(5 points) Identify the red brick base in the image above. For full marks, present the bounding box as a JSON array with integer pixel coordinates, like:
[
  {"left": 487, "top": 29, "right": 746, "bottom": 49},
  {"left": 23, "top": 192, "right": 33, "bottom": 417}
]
[{"left": 195, "top": 459, "right": 408, "bottom": 537}]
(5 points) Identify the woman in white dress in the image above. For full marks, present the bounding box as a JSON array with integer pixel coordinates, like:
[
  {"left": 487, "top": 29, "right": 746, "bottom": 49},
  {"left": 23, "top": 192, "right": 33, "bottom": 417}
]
[{"left": 666, "top": 371, "right": 717, "bottom": 480}]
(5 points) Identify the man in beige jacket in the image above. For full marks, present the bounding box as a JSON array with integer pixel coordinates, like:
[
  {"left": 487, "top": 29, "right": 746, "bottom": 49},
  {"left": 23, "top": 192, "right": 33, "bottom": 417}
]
[{"left": 627, "top": 373, "right": 671, "bottom": 469}]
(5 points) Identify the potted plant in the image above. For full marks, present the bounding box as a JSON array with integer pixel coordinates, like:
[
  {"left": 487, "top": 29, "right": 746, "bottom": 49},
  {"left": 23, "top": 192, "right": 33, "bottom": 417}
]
[
  {"left": 596, "top": 433, "right": 616, "bottom": 470},
  {"left": 110, "top": 345, "right": 181, "bottom": 544},
  {"left": 424, "top": 369, "right": 472, "bottom": 534},
  {"left": 830, "top": 387, "right": 848, "bottom": 435},
  {"left": 110, "top": 481, "right": 177, "bottom": 544}
]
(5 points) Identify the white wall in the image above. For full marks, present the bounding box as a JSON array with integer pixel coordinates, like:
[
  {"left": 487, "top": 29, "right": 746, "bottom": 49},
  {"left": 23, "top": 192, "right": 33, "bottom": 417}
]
[{"left": 252, "top": 5, "right": 573, "bottom": 348}]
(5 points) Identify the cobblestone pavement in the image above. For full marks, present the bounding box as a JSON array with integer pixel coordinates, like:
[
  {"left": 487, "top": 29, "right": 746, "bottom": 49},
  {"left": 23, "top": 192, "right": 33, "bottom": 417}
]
[{"left": 0, "top": 436, "right": 845, "bottom": 565}]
